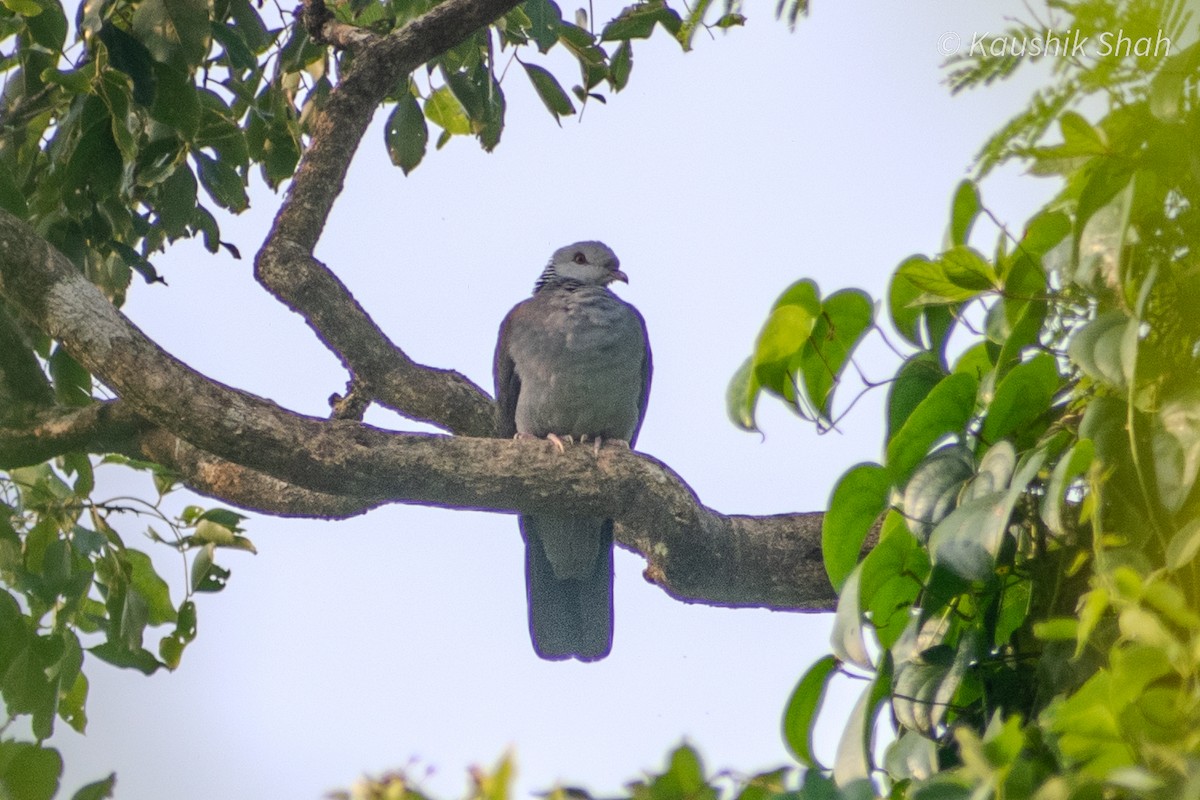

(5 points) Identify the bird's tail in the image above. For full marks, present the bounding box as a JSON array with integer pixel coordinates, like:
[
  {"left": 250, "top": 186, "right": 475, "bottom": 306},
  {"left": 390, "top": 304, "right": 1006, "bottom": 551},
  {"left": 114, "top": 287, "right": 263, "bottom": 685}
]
[{"left": 520, "top": 515, "right": 614, "bottom": 661}]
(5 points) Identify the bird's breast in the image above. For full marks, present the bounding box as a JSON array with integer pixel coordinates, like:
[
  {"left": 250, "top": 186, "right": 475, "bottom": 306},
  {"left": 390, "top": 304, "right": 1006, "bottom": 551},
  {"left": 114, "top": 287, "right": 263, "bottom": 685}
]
[{"left": 509, "top": 292, "right": 646, "bottom": 440}]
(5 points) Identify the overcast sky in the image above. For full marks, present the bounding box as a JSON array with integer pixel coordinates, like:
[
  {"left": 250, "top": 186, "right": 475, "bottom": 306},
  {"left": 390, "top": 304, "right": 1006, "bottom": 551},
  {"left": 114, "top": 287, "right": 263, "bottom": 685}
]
[{"left": 48, "top": 1, "right": 1064, "bottom": 797}]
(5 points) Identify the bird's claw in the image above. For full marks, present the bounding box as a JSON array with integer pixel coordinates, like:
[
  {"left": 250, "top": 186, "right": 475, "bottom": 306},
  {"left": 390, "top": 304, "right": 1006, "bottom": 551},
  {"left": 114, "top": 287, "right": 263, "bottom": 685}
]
[
  {"left": 518, "top": 432, "right": 627, "bottom": 455},
  {"left": 546, "top": 433, "right": 573, "bottom": 454},
  {"left": 589, "top": 436, "right": 630, "bottom": 454}
]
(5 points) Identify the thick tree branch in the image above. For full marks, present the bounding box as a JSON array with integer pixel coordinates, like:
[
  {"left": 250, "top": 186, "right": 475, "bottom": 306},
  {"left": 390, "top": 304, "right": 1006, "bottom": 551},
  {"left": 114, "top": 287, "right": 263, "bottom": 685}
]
[
  {"left": 252, "top": 0, "right": 519, "bottom": 436},
  {"left": 0, "top": 211, "right": 836, "bottom": 609},
  {"left": 0, "top": 401, "right": 389, "bottom": 518},
  {"left": 132, "top": 427, "right": 389, "bottom": 519},
  {"left": 0, "top": 401, "right": 148, "bottom": 468}
]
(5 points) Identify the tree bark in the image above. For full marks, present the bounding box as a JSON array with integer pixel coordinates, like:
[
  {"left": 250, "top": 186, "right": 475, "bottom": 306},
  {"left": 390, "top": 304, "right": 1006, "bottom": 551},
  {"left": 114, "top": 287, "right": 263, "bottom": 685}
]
[{"left": 0, "top": 0, "right": 844, "bottom": 612}]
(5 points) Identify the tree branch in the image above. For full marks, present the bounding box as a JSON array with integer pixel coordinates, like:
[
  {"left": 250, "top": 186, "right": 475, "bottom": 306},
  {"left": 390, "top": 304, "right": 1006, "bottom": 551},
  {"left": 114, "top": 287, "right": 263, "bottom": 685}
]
[
  {"left": 302, "top": 0, "right": 380, "bottom": 51},
  {"left": 0, "top": 211, "right": 835, "bottom": 609},
  {"left": 252, "top": 0, "right": 518, "bottom": 436},
  {"left": 0, "top": 401, "right": 148, "bottom": 468}
]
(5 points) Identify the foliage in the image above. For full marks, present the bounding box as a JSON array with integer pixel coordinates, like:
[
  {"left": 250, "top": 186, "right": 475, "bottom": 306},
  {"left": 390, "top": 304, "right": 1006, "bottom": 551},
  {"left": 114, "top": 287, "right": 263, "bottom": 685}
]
[
  {"left": 0, "top": 0, "right": 774, "bottom": 794},
  {"left": 732, "top": 1, "right": 1200, "bottom": 796},
  {"left": 5, "top": 0, "right": 1196, "bottom": 795},
  {"left": 0, "top": 457, "right": 253, "bottom": 799},
  {"left": 330, "top": 746, "right": 817, "bottom": 800}
]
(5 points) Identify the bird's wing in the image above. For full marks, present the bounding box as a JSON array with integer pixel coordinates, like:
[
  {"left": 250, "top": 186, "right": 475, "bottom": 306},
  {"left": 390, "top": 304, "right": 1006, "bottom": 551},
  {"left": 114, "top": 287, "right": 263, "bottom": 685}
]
[
  {"left": 630, "top": 305, "right": 652, "bottom": 448},
  {"left": 494, "top": 303, "right": 524, "bottom": 439}
]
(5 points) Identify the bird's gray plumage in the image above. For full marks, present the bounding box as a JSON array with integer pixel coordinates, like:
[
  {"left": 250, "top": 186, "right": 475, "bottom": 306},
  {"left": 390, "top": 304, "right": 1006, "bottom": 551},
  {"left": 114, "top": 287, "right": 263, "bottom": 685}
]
[{"left": 494, "top": 241, "right": 651, "bottom": 661}]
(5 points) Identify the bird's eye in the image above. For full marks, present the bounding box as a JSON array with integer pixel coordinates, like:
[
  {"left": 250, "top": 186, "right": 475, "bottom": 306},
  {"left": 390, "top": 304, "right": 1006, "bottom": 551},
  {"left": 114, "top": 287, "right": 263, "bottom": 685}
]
[{"left": 572, "top": 252, "right": 587, "bottom": 264}]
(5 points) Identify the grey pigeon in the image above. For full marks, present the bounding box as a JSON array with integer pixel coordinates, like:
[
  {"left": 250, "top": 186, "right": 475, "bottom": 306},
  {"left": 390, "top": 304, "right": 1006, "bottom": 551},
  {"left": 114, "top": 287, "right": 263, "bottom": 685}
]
[{"left": 494, "top": 241, "right": 651, "bottom": 661}]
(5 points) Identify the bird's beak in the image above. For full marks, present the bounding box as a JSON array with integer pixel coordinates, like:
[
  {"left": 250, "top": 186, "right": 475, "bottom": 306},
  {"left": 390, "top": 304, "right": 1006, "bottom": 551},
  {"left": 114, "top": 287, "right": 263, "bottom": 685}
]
[{"left": 610, "top": 269, "right": 629, "bottom": 284}]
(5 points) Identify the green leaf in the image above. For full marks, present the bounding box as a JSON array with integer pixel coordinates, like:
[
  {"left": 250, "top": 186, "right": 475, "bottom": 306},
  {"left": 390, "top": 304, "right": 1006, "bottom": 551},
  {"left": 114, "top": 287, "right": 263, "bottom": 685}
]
[
  {"left": 1068, "top": 311, "right": 1134, "bottom": 390},
  {"left": 955, "top": 338, "right": 993, "bottom": 379},
  {"left": 99, "top": 23, "right": 158, "bottom": 106},
  {"left": 889, "top": 256, "right": 930, "bottom": 346},
  {"left": 657, "top": 744, "right": 708, "bottom": 798},
  {"left": 0, "top": 160, "right": 28, "bottom": 217},
  {"left": 895, "top": 249, "right": 993, "bottom": 305},
  {"left": 902, "top": 446, "right": 973, "bottom": 543},
  {"left": 884, "top": 730, "right": 938, "bottom": 782},
  {"left": 994, "top": 577, "right": 1031, "bottom": 646},
  {"left": 385, "top": 90, "right": 428, "bottom": 175},
  {"left": 962, "top": 440, "right": 1016, "bottom": 500},
  {"left": 797, "top": 289, "right": 873, "bottom": 420},
  {"left": 941, "top": 246, "right": 998, "bottom": 291},
  {"left": 1, "top": 0, "right": 41, "bottom": 15},
  {"left": 860, "top": 513, "right": 928, "bottom": 649},
  {"left": 1041, "top": 439, "right": 1093, "bottom": 537},
  {"left": 781, "top": 654, "right": 837, "bottom": 768},
  {"left": 887, "top": 353, "right": 946, "bottom": 442},
  {"left": 725, "top": 356, "right": 760, "bottom": 432},
  {"left": 198, "top": 508, "right": 247, "bottom": 528},
  {"left": 189, "top": 542, "right": 230, "bottom": 592},
  {"left": 424, "top": 86, "right": 472, "bottom": 135},
  {"left": 609, "top": 40, "right": 633, "bottom": 91},
  {"left": 195, "top": 92, "right": 249, "bottom": 166},
  {"left": 1153, "top": 389, "right": 1200, "bottom": 513},
  {"left": 58, "top": 671, "right": 89, "bottom": 734},
  {"left": 752, "top": 304, "right": 814, "bottom": 399},
  {"left": 132, "top": 0, "right": 211, "bottom": 68},
  {"left": 62, "top": 99, "right": 123, "bottom": 206},
  {"left": 149, "top": 61, "right": 201, "bottom": 136},
  {"left": 210, "top": 19, "right": 257, "bottom": 72},
  {"left": 979, "top": 353, "right": 1058, "bottom": 444},
  {"left": 992, "top": 296, "right": 1047, "bottom": 377},
  {"left": 0, "top": 741, "right": 63, "bottom": 800},
  {"left": 444, "top": 64, "right": 506, "bottom": 151},
  {"left": 1032, "top": 618, "right": 1078, "bottom": 641},
  {"left": 600, "top": 0, "right": 681, "bottom": 40},
  {"left": 831, "top": 563, "right": 871, "bottom": 670},
  {"left": 1149, "top": 41, "right": 1200, "bottom": 121},
  {"left": 928, "top": 448, "right": 1045, "bottom": 581},
  {"left": 48, "top": 346, "right": 91, "bottom": 406},
  {"left": 886, "top": 372, "right": 978, "bottom": 485},
  {"left": 88, "top": 641, "right": 160, "bottom": 674},
  {"left": 156, "top": 162, "right": 198, "bottom": 237},
  {"left": 1166, "top": 519, "right": 1200, "bottom": 571},
  {"left": 194, "top": 152, "right": 248, "bottom": 212},
  {"left": 1018, "top": 210, "right": 1071, "bottom": 257},
  {"left": 752, "top": 281, "right": 820, "bottom": 400},
  {"left": 949, "top": 179, "right": 980, "bottom": 247},
  {"left": 833, "top": 666, "right": 890, "bottom": 786},
  {"left": 893, "top": 629, "right": 977, "bottom": 735},
  {"left": 522, "top": 0, "right": 563, "bottom": 52},
  {"left": 1073, "top": 167, "right": 1133, "bottom": 289},
  {"left": 126, "top": 549, "right": 175, "bottom": 626},
  {"left": 109, "top": 242, "right": 163, "bottom": 285},
  {"left": 521, "top": 63, "right": 575, "bottom": 123},
  {"left": 25, "top": 0, "right": 66, "bottom": 51},
  {"left": 822, "top": 463, "right": 888, "bottom": 591},
  {"left": 71, "top": 774, "right": 116, "bottom": 800}
]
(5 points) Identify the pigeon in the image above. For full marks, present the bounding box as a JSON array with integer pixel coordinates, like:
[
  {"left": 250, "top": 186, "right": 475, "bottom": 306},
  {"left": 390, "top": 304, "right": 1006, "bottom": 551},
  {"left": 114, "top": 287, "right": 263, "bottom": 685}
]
[{"left": 494, "top": 241, "right": 651, "bottom": 661}]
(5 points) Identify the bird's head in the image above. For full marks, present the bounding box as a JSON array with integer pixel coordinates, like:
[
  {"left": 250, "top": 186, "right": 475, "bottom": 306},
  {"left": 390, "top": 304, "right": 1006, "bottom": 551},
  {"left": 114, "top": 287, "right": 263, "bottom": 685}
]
[{"left": 536, "top": 241, "right": 628, "bottom": 291}]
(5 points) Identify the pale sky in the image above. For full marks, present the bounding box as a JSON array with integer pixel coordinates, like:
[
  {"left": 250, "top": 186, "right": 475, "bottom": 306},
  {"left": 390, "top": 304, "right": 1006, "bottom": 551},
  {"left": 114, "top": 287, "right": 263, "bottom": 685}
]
[{"left": 48, "top": 1, "right": 1060, "bottom": 797}]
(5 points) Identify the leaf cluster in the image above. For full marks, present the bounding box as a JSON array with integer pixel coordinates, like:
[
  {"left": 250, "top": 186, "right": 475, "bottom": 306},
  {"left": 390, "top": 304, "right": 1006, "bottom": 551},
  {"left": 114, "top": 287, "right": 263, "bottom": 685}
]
[
  {"left": 745, "top": 6, "right": 1200, "bottom": 796},
  {"left": 0, "top": 457, "right": 252, "bottom": 799}
]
